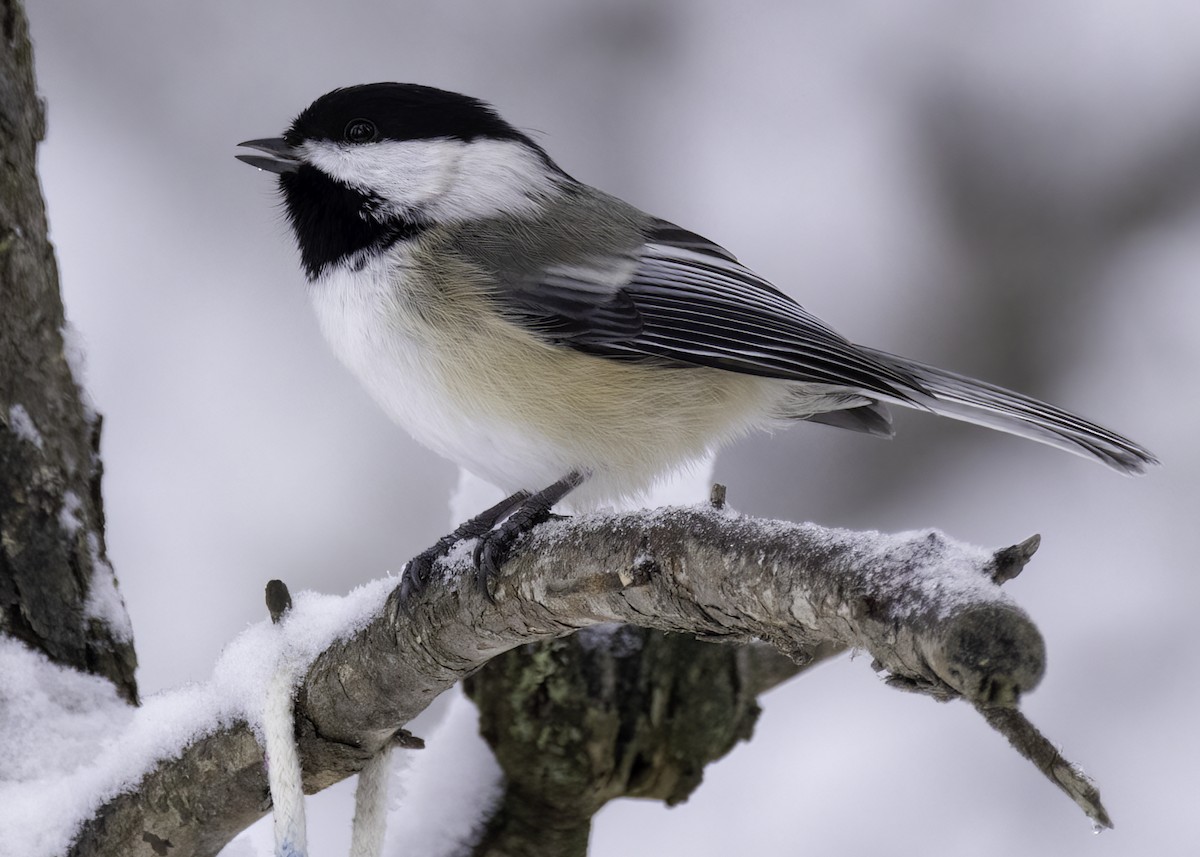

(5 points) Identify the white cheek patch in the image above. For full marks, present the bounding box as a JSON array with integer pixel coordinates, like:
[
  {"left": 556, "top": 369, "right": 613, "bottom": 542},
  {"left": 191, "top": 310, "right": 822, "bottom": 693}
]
[
  {"left": 301, "top": 139, "right": 450, "bottom": 216},
  {"left": 300, "top": 138, "right": 559, "bottom": 222},
  {"left": 432, "top": 140, "right": 559, "bottom": 221}
]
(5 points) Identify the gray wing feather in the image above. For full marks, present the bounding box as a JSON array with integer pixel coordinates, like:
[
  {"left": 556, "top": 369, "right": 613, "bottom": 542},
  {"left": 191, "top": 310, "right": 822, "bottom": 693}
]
[{"left": 492, "top": 216, "right": 923, "bottom": 402}]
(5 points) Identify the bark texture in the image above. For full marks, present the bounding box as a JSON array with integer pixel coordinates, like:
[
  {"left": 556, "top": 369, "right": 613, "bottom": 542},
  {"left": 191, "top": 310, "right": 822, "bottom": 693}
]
[
  {"left": 0, "top": 0, "right": 136, "bottom": 702},
  {"left": 464, "top": 631, "right": 830, "bottom": 857}
]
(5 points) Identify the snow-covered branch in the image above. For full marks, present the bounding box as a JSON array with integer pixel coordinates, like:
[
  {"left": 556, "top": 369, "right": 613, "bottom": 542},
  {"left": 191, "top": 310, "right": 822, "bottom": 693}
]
[{"left": 66, "top": 503, "right": 1067, "bottom": 857}]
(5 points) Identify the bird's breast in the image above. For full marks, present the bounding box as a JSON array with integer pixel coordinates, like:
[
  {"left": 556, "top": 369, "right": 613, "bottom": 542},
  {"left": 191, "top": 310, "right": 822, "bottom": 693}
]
[{"left": 307, "top": 246, "right": 786, "bottom": 503}]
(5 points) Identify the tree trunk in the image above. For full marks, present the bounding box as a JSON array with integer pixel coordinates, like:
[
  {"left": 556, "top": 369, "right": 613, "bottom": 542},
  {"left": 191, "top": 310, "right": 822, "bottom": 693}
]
[{"left": 0, "top": 0, "right": 136, "bottom": 702}]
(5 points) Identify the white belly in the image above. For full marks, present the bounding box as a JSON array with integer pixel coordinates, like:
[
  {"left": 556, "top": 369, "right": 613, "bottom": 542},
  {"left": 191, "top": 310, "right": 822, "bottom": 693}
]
[{"left": 308, "top": 250, "right": 788, "bottom": 506}]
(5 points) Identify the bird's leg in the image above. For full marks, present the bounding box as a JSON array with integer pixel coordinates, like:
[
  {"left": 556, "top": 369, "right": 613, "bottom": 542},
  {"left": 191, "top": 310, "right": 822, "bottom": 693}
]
[
  {"left": 474, "top": 470, "right": 587, "bottom": 600},
  {"left": 400, "top": 488, "right": 532, "bottom": 603}
]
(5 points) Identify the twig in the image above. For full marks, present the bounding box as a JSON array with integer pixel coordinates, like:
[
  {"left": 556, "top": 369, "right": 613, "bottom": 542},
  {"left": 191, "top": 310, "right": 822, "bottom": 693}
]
[
  {"left": 976, "top": 704, "right": 1113, "bottom": 830},
  {"left": 265, "top": 579, "right": 293, "bottom": 624}
]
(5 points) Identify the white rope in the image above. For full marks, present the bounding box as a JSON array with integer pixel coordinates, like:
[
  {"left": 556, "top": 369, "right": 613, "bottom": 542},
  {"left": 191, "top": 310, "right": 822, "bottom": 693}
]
[
  {"left": 257, "top": 471, "right": 504, "bottom": 856},
  {"left": 264, "top": 664, "right": 308, "bottom": 857},
  {"left": 349, "top": 745, "right": 394, "bottom": 857}
]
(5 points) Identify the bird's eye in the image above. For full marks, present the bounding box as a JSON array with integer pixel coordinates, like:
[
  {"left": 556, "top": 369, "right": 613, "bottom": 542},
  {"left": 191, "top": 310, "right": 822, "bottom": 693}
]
[{"left": 344, "top": 119, "right": 378, "bottom": 144}]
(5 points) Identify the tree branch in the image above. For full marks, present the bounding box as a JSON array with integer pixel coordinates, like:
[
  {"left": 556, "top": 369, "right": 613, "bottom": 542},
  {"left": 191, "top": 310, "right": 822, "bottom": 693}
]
[{"left": 70, "top": 506, "right": 1057, "bottom": 856}]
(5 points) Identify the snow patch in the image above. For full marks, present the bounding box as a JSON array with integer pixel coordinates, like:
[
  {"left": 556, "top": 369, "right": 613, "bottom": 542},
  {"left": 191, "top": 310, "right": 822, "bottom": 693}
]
[
  {"left": 0, "top": 639, "right": 137, "bottom": 857},
  {"left": 60, "top": 321, "right": 88, "bottom": 389},
  {"left": 59, "top": 490, "right": 84, "bottom": 535},
  {"left": 852, "top": 529, "right": 998, "bottom": 621},
  {"left": 0, "top": 578, "right": 394, "bottom": 856},
  {"left": 209, "top": 578, "right": 393, "bottom": 735},
  {"left": 82, "top": 533, "right": 134, "bottom": 643},
  {"left": 0, "top": 639, "right": 134, "bottom": 783},
  {"left": 7, "top": 404, "right": 44, "bottom": 450},
  {"left": 60, "top": 321, "right": 97, "bottom": 419}
]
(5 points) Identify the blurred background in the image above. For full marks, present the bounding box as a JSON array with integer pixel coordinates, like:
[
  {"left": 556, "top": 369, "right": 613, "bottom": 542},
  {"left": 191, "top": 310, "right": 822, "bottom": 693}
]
[{"left": 22, "top": 0, "right": 1198, "bottom": 854}]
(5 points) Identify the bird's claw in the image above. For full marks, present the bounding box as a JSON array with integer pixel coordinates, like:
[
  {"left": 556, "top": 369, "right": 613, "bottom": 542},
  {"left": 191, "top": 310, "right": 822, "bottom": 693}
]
[
  {"left": 399, "top": 552, "right": 437, "bottom": 606},
  {"left": 471, "top": 528, "right": 519, "bottom": 602}
]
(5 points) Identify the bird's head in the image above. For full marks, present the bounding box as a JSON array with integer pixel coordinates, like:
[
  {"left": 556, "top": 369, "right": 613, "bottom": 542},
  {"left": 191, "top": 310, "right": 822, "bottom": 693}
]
[{"left": 237, "top": 83, "right": 562, "bottom": 278}]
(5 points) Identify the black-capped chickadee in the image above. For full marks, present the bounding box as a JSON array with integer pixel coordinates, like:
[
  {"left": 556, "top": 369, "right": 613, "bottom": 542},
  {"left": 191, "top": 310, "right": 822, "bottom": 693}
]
[{"left": 237, "top": 83, "right": 1157, "bottom": 593}]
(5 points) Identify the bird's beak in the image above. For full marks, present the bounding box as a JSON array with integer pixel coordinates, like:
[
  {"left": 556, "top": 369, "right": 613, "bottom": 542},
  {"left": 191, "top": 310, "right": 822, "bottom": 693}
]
[{"left": 235, "top": 138, "right": 301, "bottom": 174}]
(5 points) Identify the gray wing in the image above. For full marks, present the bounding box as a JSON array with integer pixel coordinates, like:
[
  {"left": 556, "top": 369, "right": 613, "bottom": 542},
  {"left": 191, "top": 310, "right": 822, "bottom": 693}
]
[
  {"left": 478, "top": 214, "right": 1157, "bottom": 473},
  {"left": 493, "top": 217, "right": 924, "bottom": 403}
]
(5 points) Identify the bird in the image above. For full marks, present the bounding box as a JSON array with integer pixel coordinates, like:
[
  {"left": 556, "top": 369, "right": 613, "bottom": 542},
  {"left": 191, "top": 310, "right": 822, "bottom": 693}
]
[{"left": 237, "top": 82, "right": 1157, "bottom": 596}]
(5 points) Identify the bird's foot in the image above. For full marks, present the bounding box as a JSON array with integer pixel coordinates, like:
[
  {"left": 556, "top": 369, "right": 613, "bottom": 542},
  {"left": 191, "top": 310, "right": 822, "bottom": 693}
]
[
  {"left": 472, "top": 471, "right": 586, "bottom": 601},
  {"left": 399, "top": 489, "right": 531, "bottom": 606}
]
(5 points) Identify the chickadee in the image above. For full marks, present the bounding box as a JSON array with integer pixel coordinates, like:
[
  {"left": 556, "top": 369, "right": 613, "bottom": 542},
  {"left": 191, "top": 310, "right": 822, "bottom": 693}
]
[{"left": 238, "top": 83, "right": 1157, "bottom": 593}]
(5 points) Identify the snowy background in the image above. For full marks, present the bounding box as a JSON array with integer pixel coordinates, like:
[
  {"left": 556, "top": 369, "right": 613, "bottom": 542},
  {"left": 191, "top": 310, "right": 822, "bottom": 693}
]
[{"left": 17, "top": 0, "right": 1200, "bottom": 855}]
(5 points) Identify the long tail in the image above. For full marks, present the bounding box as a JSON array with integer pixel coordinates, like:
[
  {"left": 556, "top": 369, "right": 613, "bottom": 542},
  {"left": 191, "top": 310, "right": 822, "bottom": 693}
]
[{"left": 860, "top": 347, "right": 1159, "bottom": 475}]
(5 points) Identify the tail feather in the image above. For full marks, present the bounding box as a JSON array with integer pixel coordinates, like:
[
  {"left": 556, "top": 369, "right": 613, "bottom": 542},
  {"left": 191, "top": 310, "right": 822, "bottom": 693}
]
[
  {"left": 860, "top": 347, "right": 1159, "bottom": 475},
  {"left": 803, "top": 402, "right": 895, "bottom": 438}
]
